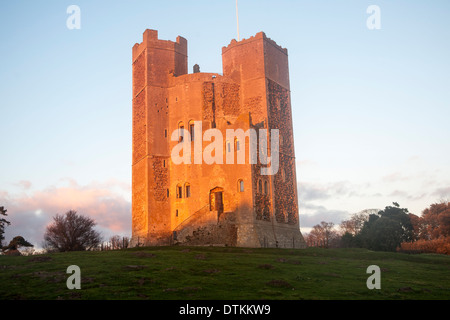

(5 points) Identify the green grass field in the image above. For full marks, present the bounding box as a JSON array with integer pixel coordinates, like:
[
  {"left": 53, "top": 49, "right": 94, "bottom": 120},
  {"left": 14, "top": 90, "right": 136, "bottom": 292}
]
[{"left": 1, "top": 246, "right": 449, "bottom": 300}]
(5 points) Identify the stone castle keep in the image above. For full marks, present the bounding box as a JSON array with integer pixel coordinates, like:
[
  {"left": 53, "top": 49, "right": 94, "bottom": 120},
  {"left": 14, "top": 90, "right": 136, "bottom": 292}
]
[{"left": 131, "top": 29, "right": 306, "bottom": 248}]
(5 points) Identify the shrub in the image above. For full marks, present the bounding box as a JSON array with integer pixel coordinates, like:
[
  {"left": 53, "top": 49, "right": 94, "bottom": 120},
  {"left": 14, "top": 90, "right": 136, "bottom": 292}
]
[{"left": 398, "top": 237, "right": 450, "bottom": 255}]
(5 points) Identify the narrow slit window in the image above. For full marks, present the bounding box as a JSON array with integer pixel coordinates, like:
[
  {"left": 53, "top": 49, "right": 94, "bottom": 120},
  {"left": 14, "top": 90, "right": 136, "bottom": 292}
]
[
  {"left": 189, "top": 123, "right": 195, "bottom": 141},
  {"left": 238, "top": 180, "right": 244, "bottom": 192},
  {"left": 185, "top": 183, "right": 191, "bottom": 198},
  {"left": 179, "top": 125, "right": 184, "bottom": 142}
]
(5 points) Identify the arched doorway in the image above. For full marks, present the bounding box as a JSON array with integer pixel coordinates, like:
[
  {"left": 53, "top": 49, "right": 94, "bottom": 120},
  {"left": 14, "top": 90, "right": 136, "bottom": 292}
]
[{"left": 209, "top": 187, "right": 224, "bottom": 214}]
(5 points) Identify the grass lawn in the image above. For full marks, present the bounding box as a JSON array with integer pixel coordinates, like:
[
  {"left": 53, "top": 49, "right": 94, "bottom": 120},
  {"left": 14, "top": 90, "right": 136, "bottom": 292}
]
[{"left": 0, "top": 246, "right": 449, "bottom": 300}]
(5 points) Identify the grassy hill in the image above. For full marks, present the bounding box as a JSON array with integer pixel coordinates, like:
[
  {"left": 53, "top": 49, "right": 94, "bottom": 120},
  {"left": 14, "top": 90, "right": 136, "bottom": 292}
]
[{"left": 1, "top": 246, "right": 449, "bottom": 300}]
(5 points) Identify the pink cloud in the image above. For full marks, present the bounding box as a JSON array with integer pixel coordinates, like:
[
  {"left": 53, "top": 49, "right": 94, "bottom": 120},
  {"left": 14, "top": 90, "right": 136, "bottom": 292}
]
[
  {"left": 14, "top": 180, "right": 32, "bottom": 190},
  {"left": 0, "top": 180, "right": 131, "bottom": 249},
  {"left": 382, "top": 172, "right": 409, "bottom": 183}
]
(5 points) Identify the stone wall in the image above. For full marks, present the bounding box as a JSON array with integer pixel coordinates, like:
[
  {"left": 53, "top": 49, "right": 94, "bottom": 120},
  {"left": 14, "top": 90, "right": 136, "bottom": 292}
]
[
  {"left": 152, "top": 156, "right": 169, "bottom": 202},
  {"left": 175, "top": 209, "right": 238, "bottom": 246},
  {"left": 131, "top": 29, "right": 305, "bottom": 249},
  {"left": 267, "top": 79, "right": 298, "bottom": 225}
]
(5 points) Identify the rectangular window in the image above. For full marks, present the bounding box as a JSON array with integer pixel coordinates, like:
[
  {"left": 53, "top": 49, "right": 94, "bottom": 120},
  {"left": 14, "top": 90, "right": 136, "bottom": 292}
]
[
  {"left": 165, "top": 129, "right": 167, "bottom": 138},
  {"left": 177, "top": 186, "right": 182, "bottom": 199},
  {"left": 189, "top": 124, "right": 195, "bottom": 140},
  {"left": 176, "top": 209, "right": 178, "bottom": 217},
  {"left": 186, "top": 185, "right": 191, "bottom": 198},
  {"left": 179, "top": 126, "right": 184, "bottom": 142}
]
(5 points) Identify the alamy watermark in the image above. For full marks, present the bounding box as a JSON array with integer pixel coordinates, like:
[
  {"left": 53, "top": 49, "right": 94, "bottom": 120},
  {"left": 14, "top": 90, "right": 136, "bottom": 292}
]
[
  {"left": 367, "top": 5, "right": 381, "bottom": 30},
  {"left": 66, "top": 5, "right": 81, "bottom": 30},
  {"left": 366, "top": 265, "right": 381, "bottom": 289},
  {"left": 66, "top": 265, "right": 81, "bottom": 289},
  {"left": 170, "top": 122, "right": 279, "bottom": 176},
  {"left": 64, "top": 264, "right": 380, "bottom": 291},
  {"left": 65, "top": 5, "right": 380, "bottom": 31}
]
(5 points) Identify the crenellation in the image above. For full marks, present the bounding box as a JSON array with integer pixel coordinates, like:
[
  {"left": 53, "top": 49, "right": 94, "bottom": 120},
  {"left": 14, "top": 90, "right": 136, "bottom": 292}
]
[
  {"left": 222, "top": 31, "right": 287, "bottom": 55},
  {"left": 132, "top": 29, "right": 188, "bottom": 64}
]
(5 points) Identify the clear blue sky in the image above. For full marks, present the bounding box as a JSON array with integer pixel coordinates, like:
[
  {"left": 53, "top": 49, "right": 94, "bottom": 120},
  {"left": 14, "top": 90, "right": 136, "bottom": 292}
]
[{"left": 1, "top": 1, "right": 449, "bottom": 246}]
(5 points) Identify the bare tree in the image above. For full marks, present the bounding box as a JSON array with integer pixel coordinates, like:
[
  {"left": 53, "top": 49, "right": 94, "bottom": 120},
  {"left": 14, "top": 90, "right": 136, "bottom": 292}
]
[
  {"left": 0, "top": 206, "right": 11, "bottom": 247},
  {"left": 107, "top": 235, "right": 130, "bottom": 250},
  {"left": 122, "top": 236, "right": 130, "bottom": 249},
  {"left": 43, "top": 210, "right": 102, "bottom": 252},
  {"left": 307, "top": 221, "right": 339, "bottom": 248},
  {"left": 339, "top": 209, "right": 377, "bottom": 236},
  {"left": 109, "top": 235, "right": 121, "bottom": 250}
]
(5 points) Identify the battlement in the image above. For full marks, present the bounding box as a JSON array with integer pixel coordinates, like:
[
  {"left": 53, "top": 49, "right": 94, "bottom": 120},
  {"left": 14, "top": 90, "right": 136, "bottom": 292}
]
[
  {"left": 132, "top": 29, "right": 187, "bottom": 61},
  {"left": 222, "top": 31, "right": 287, "bottom": 55}
]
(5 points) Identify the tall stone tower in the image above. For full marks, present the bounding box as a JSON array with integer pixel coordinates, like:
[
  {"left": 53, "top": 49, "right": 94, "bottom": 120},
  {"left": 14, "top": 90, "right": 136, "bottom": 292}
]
[
  {"left": 131, "top": 30, "right": 187, "bottom": 245},
  {"left": 131, "top": 29, "right": 305, "bottom": 248}
]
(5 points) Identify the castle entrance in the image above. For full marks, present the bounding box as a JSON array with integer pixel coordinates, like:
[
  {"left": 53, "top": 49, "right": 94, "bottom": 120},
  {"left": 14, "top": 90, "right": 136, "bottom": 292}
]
[{"left": 209, "top": 187, "right": 224, "bottom": 214}]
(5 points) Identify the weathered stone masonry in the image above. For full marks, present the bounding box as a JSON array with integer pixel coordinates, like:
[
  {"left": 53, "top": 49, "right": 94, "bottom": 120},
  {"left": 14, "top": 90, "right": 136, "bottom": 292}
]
[{"left": 131, "top": 29, "right": 306, "bottom": 248}]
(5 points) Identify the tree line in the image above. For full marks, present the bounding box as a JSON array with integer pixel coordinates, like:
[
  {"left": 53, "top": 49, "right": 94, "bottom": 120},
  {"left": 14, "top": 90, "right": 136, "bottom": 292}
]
[
  {"left": 2, "top": 201, "right": 449, "bottom": 255},
  {"left": 305, "top": 201, "right": 450, "bottom": 254},
  {"left": 1, "top": 209, "right": 130, "bottom": 255}
]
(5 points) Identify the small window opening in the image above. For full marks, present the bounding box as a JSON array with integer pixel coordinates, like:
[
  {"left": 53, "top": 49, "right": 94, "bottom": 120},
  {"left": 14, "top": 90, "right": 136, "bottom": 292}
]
[
  {"left": 189, "top": 123, "right": 195, "bottom": 141},
  {"left": 238, "top": 180, "right": 244, "bottom": 192},
  {"left": 185, "top": 184, "right": 191, "bottom": 198},
  {"left": 179, "top": 125, "right": 184, "bottom": 142}
]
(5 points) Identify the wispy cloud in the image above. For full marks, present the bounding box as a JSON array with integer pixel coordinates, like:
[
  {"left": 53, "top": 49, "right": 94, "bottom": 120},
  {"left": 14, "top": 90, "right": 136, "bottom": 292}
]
[
  {"left": 14, "top": 180, "right": 32, "bottom": 190},
  {"left": 382, "top": 172, "right": 409, "bottom": 183},
  {"left": 388, "top": 190, "right": 409, "bottom": 198},
  {"left": 432, "top": 187, "right": 450, "bottom": 200},
  {"left": 298, "top": 202, "right": 350, "bottom": 228},
  {"left": 297, "top": 180, "right": 363, "bottom": 202}
]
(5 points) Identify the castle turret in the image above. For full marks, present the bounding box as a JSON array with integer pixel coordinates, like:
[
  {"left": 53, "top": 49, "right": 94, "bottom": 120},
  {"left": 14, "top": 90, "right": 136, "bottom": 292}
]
[
  {"left": 222, "top": 32, "right": 303, "bottom": 247},
  {"left": 131, "top": 30, "right": 187, "bottom": 245}
]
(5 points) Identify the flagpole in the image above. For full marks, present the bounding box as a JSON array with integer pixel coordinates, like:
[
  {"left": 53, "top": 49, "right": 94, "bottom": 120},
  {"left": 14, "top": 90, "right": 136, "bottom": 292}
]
[{"left": 236, "top": 0, "right": 240, "bottom": 41}]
